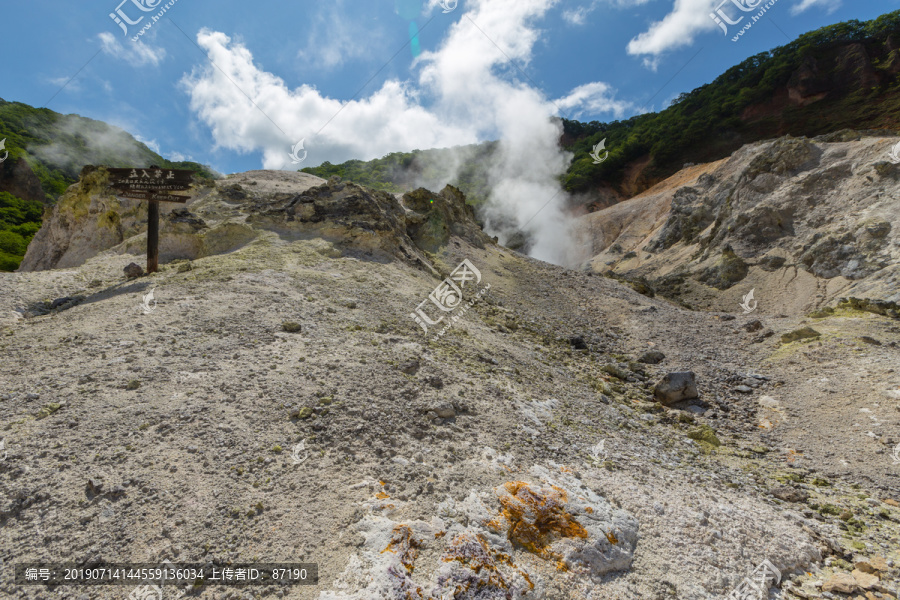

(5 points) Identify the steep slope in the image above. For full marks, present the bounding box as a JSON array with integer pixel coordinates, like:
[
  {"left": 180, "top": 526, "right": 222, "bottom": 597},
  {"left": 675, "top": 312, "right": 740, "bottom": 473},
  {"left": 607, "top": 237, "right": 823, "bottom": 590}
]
[
  {"left": 581, "top": 132, "right": 900, "bottom": 317},
  {"left": 1, "top": 170, "right": 899, "bottom": 600}
]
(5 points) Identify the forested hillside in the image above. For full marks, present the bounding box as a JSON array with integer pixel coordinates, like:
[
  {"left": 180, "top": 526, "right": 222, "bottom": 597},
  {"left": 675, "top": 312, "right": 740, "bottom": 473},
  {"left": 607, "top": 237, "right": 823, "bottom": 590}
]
[
  {"left": 305, "top": 11, "right": 900, "bottom": 208},
  {"left": 562, "top": 10, "right": 900, "bottom": 199}
]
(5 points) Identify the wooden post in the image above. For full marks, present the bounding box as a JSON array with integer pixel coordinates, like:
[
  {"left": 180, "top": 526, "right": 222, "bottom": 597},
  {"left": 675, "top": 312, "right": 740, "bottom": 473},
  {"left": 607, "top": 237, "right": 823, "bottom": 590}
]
[{"left": 147, "top": 200, "right": 159, "bottom": 273}]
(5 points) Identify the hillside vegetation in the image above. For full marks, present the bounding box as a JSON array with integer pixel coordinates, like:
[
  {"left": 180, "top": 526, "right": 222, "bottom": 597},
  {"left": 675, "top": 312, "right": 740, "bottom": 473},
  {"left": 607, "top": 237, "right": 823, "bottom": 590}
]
[
  {"left": 0, "top": 98, "right": 216, "bottom": 270},
  {"left": 562, "top": 10, "right": 900, "bottom": 198},
  {"left": 304, "top": 11, "right": 900, "bottom": 207},
  {"left": 302, "top": 141, "right": 497, "bottom": 206}
]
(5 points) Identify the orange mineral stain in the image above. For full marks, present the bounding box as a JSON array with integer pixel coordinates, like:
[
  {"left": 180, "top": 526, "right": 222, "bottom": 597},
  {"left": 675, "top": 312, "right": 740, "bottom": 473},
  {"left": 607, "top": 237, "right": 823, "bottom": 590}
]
[
  {"left": 382, "top": 524, "right": 419, "bottom": 574},
  {"left": 486, "top": 481, "right": 588, "bottom": 563}
]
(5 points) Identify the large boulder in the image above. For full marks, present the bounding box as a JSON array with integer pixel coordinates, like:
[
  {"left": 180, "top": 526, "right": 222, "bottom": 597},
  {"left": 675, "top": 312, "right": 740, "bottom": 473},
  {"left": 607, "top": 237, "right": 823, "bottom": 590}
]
[
  {"left": 321, "top": 465, "right": 639, "bottom": 600},
  {"left": 654, "top": 372, "right": 699, "bottom": 405}
]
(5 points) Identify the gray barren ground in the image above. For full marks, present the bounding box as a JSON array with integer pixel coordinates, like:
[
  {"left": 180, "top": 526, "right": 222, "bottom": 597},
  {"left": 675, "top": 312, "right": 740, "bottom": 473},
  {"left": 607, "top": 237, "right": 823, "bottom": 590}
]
[{"left": 0, "top": 166, "right": 898, "bottom": 600}]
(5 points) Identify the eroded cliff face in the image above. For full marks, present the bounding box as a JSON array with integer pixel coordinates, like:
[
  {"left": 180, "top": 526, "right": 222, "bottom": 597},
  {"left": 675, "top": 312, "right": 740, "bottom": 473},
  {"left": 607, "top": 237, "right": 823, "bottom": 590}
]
[
  {"left": 572, "top": 36, "right": 900, "bottom": 204},
  {"left": 0, "top": 157, "right": 45, "bottom": 205},
  {"left": 581, "top": 133, "right": 900, "bottom": 316},
  {"left": 18, "top": 167, "right": 493, "bottom": 273}
]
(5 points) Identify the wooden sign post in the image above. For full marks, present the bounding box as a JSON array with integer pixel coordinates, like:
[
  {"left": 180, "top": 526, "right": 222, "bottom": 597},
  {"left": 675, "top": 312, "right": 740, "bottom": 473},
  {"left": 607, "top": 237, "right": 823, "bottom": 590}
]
[{"left": 107, "top": 166, "right": 194, "bottom": 273}]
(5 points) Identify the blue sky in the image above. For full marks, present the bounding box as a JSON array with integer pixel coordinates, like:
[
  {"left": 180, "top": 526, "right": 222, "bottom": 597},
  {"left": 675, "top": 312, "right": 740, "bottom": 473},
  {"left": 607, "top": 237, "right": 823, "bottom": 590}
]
[{"left": 1, "top": 0, "right": 896, "bottom": 175}]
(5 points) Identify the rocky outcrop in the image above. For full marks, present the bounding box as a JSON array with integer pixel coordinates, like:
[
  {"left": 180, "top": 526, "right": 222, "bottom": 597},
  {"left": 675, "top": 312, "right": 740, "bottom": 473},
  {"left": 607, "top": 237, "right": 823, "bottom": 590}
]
[
  {"left": 19, "top": 168, "right": 493, "bottom": 272},
  {"left": 0, "top": 157, "right": 45, "bottom": 204},
  {"left": 582, "top": 134, "right": 900, "bottom": 315},
  {"left": 18, "top": 166, "right": 147, "bottom": 271}
]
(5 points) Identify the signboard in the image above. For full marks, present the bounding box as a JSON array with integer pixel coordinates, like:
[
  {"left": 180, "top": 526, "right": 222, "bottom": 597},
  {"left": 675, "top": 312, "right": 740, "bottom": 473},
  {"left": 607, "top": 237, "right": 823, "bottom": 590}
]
[
  {"left": 106, "top": 166, "right": 196, "bottom": 274},
  {"left": 107, "top": 167, "right": 194, "bottom": 193}
]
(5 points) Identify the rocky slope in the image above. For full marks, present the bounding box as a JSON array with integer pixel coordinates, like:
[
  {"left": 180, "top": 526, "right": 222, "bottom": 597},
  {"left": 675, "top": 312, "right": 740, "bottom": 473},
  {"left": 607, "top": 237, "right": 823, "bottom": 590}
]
[
  {"left": 581, "top": 132, "right": 900, "bottom": 317},
  {"left": 1, "top": 169, "right": 899, "bottom": 600},
  {"left": 562, "top": 12, "right": 900, "bottom": 204}
]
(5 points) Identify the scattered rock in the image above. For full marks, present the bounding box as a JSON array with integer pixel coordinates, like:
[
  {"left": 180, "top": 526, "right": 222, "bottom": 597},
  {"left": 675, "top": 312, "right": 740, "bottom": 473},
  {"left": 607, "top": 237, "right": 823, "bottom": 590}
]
[
  {"left": 36, "top": 402, "right": 63, "bottom": 419},
  {"left": 858, "top": 336, "right": 881, "bottom": 346},
  {"left": 771, "top": 485, "right": 809, "bottom": 503},
  {"left": 433, "top": 404, "right": 456, "bottom": 419},
  {"left": 687, "top": 425, "right": 721, "bottom": 447},
  {"left": 424, "top": 376, "right": 444, "bottom": 389},
  {"left": 281, "top": 321, "right": 302, "bottom": 333},
  {"left": 50, "top": 297, "right": 73, "bottom": 310},
  {"left": 125, "top": 380, "right": 141, "bottom": 390},
  {"left": 781, "top": 327, "right": 821, "bottom": 344},
  {"left": 399, "top": 360, "right": 420, "bottom": 375},
  {"left": 735, "top": 385, "right": 753, "bottom": 393},
  {"left": 744, "top": 319, "right": 764, "bottom": 332},
  {"left": 839, "top": 297, "right": 900, "bottom": 320},
  {"left": 850, "top": 569, "right": 879, "bottom": 590},
  {"left": 638, "top": 350, "right": 666, "bottom": 364},
  {"left": 855, "top": 557, "right": 888, "bottom": 573},
  {"left": 293, "top": 407, "right": 313, "bottom": 420},
  {"left": 123, "top": 263, "right": 144, "bottom": 278},
  {"left": 822, "top": 573, "right": 859, "bottom": 594},
  {"left": 602, "top": 364, "right": 631, "bottom": 380},
  {"left": 751, "top": 329, "right": 775, "bottom": 343},
  {"left": 654, "top": 372, "right": 699, "bottom": 405},
  {"left": 569, "top": 336, "right": 588, "bottom": 350}
]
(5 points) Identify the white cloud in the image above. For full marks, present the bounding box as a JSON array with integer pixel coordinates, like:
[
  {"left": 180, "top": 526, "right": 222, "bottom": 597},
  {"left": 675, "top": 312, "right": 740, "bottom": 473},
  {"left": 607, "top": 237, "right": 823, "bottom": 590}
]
[
  {"left": 98, "top": 32, "right": 166, "bottom": 67},
  {"left": 135, "top": 135, "right": 161, "bottom": 154},
  {"left": 180, "top": 29, "right": 474, "bottom": 169},
  {"left": 180, "top": 0, "right": 624, "bottom": 266},
  {"left": 554, "top": 82, "right": 633, "bottom": 119},
  {"left": 563, "top": 5, "right": 594, "bottom": 25},
  {"left": 626, "top": 0, "right": 719, "bottom": 58},
  {"left": 790, "top": 0, "right": 841, "bottom": 15},
  {"left": 563, "top": 0, "right": 654, "bottom": 25},
  {"left": 47, "top": 76, "right": 82, "bottom": 94},
  {"left": 641, "top": 55, "right": 661, "bottom": 71}
]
